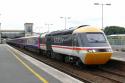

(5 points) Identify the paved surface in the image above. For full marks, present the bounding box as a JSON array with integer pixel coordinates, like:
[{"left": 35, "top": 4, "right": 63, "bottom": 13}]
[
  {"left": 0, "top": 44, "right": 43, "bottom": 83},
  {"left": 0, "top": 44, "right": 83, "bottom": 83}
]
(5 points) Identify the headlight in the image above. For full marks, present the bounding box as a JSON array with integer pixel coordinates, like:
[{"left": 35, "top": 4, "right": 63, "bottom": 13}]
[
  {"left": 88, "top": 49, "right": 96, "bottom": 53},
  {"left": 107, "top": 49, "right": 112, "bottom": 52}
]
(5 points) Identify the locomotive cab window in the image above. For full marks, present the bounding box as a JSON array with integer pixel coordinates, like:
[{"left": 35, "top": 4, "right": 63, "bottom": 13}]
[{"left": 86, "top": 33, "right": 106, "bottom": 43}]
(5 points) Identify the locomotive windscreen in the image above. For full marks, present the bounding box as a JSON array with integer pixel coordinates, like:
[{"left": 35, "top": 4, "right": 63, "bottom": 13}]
[
  {"left": 86, "top": 33, "right": 106, "bottom": 43},
  {"left": 78, "top": 32, "right": 109, "bottom": 47}
]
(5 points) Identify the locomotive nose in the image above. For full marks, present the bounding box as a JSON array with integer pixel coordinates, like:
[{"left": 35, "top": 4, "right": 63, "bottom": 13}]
[{"left": 84, "top": 52, "right": 112, "bottom": 64}]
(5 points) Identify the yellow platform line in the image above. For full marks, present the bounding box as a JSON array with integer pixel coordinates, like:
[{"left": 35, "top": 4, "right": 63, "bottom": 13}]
[{"left": 6, "top": 47, "right": 48, "bottom": 83}]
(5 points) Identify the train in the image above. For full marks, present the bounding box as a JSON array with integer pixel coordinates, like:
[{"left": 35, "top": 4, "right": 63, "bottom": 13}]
[{"left": 7, "top": 25, "right": 113, "bottom": 65}]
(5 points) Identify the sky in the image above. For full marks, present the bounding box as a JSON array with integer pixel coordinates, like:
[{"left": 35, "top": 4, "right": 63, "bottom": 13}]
[{"left": 0, "top": 0, "right": 125, "bottom": 32}]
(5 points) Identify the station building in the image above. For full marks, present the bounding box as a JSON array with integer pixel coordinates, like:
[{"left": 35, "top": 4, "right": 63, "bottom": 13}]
[{"left": 0, "top": 23, "right": 33, "bottom": 43}]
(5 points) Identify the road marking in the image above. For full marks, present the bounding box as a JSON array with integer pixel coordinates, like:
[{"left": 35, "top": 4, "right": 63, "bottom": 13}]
[
  {"left": 6, "top": 45, "right": 84, "bottom": 83},
  {"left": 6, "top": 47, "right": 48, "bottom": 83}
]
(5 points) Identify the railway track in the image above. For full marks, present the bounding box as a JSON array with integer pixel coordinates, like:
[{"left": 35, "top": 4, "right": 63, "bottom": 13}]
[
  {"left": 11, "top": 45, "right": 125, "bottom": 83},
  {"left": 86, "top": 67, "right": 125, "bottom": 83}
]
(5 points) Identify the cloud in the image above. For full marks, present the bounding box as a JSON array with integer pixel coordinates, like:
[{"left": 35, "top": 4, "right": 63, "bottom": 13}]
[{"left": 0, "top": 0, "right": 125, "bottom": 32}]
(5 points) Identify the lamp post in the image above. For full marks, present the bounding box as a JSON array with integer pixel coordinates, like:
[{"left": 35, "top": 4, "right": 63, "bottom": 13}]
[
  {"left": 45, "top": 24, "right": 53, "bottom": 32},
  {"left": 0, "top": 14, "right": 1, "bottom": 44},
  {"left": 0, "top": 23, "right": 1, "bottom": 44},
  {"left": 94, "top": 3, "right": 111, "bottom": 30},
  {"left": 60, "top": 17, "right": 71, "bottom": 29}
]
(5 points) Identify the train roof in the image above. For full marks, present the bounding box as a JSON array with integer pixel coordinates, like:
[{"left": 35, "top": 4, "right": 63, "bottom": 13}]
[
  {"left": 40, "top": 33, "right": 48, "bottom": 37},
  {"left": 18, "top": 35, "right": 38, "bottom": 39},
  {"left": 8, "top": 35, "right": 39, "bottom": 40},
  {"left": 47, "top": 25, "right": 89, "bottom": 36},
  {"left": 73, "top": 26, "right": 102, "bottom": 33}
]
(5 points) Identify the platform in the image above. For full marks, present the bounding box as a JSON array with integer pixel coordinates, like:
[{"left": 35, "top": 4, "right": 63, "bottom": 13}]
[
  {"left": 0, "top": 44, "right": 83, "bottom": 83},
  {"left": 112, "top": 51, "right": 125, "bottom": 62},
  {"left": 110, "top": 45, "right": 125, "bottom": 62}
]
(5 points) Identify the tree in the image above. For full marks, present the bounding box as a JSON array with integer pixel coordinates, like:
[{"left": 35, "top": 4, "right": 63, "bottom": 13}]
[{"left": 104, "top": 26, "right": 125, "bottom": 35}]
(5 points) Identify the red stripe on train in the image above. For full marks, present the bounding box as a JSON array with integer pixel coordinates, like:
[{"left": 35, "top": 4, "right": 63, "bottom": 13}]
[{"left": 52, "top": 45, "right": 90, "bottom": 50}]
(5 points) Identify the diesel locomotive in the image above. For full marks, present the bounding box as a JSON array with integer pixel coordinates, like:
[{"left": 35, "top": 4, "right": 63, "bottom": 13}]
[{"left": 7, "top": 25, "right": 113, "bottom": 65}]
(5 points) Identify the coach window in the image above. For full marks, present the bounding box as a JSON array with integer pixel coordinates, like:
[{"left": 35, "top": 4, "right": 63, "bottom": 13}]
[{"left": 63, "top": 34, "right": 72, "bottom": 46}]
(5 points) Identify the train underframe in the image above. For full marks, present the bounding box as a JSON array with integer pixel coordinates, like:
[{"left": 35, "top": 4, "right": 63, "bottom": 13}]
[
  {"left": 41, "top": 49, "right": 83, "bottom": 66},
  {"left": 7, "top": 43, "right": 83, "bottom": 66}
]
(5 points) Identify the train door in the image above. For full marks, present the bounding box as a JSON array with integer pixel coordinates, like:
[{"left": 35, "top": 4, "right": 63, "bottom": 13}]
[
  {"left": 46, "top": 35, "right": 52, "bottom": 50},
  {"left": 72, "top": 34, "right": 79, "bottom": 56}
]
